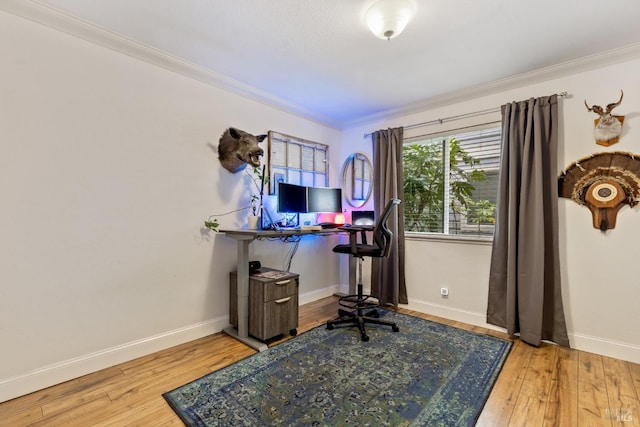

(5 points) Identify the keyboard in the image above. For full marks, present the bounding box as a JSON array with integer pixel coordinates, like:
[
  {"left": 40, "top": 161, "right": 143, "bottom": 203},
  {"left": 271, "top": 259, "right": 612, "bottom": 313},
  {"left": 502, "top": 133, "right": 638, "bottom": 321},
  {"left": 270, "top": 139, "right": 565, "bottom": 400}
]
[{"left": 316, "top": 222, "right": 341, "bottom": 229}]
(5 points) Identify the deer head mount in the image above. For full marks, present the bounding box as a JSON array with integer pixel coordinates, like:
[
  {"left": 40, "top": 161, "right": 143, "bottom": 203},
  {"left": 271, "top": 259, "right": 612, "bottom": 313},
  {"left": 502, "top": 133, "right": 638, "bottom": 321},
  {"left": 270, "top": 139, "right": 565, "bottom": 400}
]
[
  {"left": 584, "top": 90, "right": 624, "bottom": 146},
  {"left": 217, "top": 127, "right": 266, "bottom": 174}
]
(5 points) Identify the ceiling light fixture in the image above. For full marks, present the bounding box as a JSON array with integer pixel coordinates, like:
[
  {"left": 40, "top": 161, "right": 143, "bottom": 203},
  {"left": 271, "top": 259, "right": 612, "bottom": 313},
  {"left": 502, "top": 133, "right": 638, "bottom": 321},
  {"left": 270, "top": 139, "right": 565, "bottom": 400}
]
[{"left": 365, "top": 0, "right": 416, "bottom": 41}]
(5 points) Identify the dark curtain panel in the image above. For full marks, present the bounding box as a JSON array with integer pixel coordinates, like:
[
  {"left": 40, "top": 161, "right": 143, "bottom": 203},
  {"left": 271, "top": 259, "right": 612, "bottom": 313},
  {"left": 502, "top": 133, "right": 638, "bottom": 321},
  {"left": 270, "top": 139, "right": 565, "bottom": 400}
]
[
  {"left": 371, "top": 127, "right": 408, "bottom": 306},
  {"left": 487, "top": 95, "right": 570, "bottom": 347}
]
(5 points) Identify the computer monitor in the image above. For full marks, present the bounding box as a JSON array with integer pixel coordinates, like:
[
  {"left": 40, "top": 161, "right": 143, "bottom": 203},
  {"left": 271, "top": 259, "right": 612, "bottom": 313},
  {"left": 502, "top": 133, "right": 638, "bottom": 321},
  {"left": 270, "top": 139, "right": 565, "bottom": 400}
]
[
  {"left": 277, "top": 182, "right": 307, "bottom": 213},
  {"left": 306, "top": 186, "right": 342, "bottom": 213},
  {"left": 352, "top": 210, "right": 375, "bottom": 226}
]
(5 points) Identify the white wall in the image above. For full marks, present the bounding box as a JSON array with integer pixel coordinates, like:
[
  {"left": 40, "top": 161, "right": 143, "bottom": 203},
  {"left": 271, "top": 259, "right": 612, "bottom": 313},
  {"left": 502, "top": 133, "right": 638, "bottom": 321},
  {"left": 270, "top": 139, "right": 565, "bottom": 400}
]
[
  {"left": 342, "top": 58, "right": 640, "bottom": 364},
  {"left": 0, "top": 10, "right": 342, "bottom": 402}
]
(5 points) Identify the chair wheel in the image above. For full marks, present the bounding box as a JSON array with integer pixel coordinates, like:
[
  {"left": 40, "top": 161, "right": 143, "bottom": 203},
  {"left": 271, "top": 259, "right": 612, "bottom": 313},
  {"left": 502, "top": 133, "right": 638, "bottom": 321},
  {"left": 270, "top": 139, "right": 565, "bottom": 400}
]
[
  {"left": 361, "top": 334, "right": 369, "bottom": 342},
  {"left": 290, "top": 329, "right": 297, "bottom": 336},
  {"left": 326, "top": 323, "right": 334, "bottom": 330},
  {"left": 392, "top": 325, "right": 400, "bottom": 332}
]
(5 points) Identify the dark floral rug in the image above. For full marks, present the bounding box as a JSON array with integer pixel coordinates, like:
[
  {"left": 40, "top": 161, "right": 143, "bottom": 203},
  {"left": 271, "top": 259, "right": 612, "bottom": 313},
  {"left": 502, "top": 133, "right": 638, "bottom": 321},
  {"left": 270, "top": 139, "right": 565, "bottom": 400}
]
[{"left": 163, "top": 310, "right": 511, "bottom": 426}]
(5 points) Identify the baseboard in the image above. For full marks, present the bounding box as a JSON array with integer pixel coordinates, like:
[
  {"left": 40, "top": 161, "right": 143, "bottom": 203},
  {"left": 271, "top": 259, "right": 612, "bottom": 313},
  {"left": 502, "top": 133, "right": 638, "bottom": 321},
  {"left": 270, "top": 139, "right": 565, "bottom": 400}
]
[
  {"left": 0, "top": 316, "right": 228, "bottom": 403},
  {"left": 405, "top": 298, "right": 640, "bottom": 364},
  {"left": 299, "top": 284, "right": 341, "bottom": 306},
  {"left": 568, "top": 332, "right": 640, "bottom": 364},
  {"left": 1, "top": 287, "right": 340, "bottom": 403},
  {"left": 404, "top": 299, "right": 498, "bottom": 330}
]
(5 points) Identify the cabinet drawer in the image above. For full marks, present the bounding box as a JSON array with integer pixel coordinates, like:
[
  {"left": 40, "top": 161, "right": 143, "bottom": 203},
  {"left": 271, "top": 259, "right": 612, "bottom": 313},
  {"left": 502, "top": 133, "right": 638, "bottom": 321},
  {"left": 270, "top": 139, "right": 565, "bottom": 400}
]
[
  {"left": 252, "top": 293, "right": 299, "bottom": 340},
  {"left": 262, "top": 278, "right": 297, "bottom": 302}
]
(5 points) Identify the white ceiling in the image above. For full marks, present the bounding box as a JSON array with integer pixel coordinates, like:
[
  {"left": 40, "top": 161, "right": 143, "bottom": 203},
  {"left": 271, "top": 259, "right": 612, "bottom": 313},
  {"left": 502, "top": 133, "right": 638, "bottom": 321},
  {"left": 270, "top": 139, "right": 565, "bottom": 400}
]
[{"left": 8, "top": 0, "right": 640, "bottom": 128}]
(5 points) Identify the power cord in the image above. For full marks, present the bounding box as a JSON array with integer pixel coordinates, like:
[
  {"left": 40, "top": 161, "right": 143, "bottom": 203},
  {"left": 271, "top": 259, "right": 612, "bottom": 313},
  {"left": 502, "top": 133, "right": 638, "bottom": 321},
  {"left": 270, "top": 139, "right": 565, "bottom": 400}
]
[{"left": 283, "top": 239, "right": 300, "bottom": 272}]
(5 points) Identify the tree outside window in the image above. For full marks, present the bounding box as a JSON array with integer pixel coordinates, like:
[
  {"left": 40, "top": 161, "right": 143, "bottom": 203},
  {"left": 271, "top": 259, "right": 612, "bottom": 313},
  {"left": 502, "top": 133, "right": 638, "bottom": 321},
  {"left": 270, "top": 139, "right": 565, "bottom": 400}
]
[{"left": 402, "top": 127, "right": 500, "bottom": 238}]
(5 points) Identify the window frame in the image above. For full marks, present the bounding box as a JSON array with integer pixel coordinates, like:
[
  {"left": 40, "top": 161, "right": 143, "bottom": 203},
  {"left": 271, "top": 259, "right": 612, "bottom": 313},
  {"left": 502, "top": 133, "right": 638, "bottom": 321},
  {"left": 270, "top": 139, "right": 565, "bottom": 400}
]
[
  {"left": 267, "top": 131, "right": 329, "bottom": 194},
  {"left": 402, "top": 123, "right": 502, "bottom": 243}
]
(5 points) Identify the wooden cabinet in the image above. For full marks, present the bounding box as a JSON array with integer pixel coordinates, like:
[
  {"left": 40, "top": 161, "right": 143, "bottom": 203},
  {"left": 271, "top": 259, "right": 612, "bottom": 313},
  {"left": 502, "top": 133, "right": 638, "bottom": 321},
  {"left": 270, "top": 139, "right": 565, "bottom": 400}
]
[{"left": 230, "top": 268, "right": 299, "bottom": 341}]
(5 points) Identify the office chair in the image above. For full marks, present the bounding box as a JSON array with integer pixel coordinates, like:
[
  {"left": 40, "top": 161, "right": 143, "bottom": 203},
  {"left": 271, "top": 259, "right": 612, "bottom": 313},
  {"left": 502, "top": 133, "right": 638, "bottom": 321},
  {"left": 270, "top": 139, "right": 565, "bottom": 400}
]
[{"left": 326, "top": 198, "right": 401, "bottom": 341}]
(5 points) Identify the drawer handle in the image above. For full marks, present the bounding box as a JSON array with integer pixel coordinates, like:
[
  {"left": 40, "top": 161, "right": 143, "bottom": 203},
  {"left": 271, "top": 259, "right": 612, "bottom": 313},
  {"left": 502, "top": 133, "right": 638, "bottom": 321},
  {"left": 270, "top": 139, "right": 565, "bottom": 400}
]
[
  {"left": 275, "top": 280, "right": 291, "bottom": 286},
  {"left": 275, "top": 297, "right": 291, "bottom": 304}
]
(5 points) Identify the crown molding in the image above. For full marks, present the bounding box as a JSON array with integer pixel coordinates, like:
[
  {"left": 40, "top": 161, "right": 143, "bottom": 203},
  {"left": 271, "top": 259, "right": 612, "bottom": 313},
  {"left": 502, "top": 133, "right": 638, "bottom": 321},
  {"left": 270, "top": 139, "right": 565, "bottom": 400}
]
[
  {"left": 0, "top": 0, "right": 341, "bottom": 129},
  {"left": 344, "top": 42, "right": 640, "bottom": 129},
  {"left": 4, "top": 0, "right": 640, "bottom": 131}
]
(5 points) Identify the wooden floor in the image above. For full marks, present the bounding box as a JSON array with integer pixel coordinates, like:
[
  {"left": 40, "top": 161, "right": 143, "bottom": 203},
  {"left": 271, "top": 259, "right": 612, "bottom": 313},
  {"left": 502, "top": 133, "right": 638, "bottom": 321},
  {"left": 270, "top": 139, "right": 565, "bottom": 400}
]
[{"left": 1, "top": 297, "right": 639, "bottom": 426}]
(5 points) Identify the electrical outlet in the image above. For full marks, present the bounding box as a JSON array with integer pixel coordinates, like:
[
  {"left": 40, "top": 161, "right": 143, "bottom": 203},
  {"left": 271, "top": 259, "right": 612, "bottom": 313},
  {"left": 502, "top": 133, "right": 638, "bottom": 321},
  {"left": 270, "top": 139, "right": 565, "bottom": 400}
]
[{"left": 440, "top": 287, "right": 449, "bottom": 298}]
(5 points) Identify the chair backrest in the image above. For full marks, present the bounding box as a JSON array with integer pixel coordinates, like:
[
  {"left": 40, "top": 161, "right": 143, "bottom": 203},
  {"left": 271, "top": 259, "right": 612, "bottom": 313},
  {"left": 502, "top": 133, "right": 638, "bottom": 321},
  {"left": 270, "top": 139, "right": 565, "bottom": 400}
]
[{"left": 373, "top": 199, "right": 401, "bottom": 258}]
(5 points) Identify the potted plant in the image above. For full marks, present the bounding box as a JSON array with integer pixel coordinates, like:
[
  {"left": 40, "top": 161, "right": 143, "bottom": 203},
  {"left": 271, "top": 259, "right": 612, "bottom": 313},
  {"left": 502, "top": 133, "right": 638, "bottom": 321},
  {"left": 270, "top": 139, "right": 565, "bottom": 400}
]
[
  {"left": 247, "top": 165, "right": 269, "bottom": 229},
  {"left": 247, "top": 192, "right": 260, "bottom": 229}
]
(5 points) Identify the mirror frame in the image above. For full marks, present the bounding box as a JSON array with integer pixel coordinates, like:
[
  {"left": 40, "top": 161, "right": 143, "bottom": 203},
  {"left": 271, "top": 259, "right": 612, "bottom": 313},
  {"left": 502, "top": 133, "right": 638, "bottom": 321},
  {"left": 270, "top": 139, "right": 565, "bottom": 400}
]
[{"left": 341, "top": 152, "right": 373, "bottom": 208}]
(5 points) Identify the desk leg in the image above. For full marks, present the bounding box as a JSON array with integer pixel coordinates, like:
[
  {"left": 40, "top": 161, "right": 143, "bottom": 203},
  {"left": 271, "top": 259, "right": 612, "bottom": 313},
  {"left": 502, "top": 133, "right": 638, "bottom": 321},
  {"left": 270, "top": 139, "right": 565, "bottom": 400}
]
[{"left": 223, "top": 238, "right": 268, "bottom": 352}]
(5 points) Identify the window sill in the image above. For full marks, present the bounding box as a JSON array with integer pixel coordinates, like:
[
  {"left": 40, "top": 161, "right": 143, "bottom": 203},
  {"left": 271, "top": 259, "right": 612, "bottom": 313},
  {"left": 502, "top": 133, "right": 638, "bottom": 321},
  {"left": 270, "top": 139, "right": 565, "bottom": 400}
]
[{"left": 405, "top": 232, "right": 493, "bottom": 246}]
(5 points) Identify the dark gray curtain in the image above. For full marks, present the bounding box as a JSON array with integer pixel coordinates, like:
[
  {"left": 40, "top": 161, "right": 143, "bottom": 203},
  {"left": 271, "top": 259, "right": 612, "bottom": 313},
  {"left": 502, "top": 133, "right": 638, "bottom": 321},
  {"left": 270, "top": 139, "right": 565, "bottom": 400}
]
[
  {"left": 371, "top": 127, "right": 407, "bottom": 306},
  {"left": 487, "top": 95, "right": 569, "bottom": 347}
]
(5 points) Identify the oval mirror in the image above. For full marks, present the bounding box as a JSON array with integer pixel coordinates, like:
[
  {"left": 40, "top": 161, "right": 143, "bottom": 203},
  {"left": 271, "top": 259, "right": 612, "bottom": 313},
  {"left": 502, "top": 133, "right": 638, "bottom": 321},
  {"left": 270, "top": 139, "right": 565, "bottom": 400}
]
[{"left": 341, "top": 153, "right": 373, "bottom": 208}]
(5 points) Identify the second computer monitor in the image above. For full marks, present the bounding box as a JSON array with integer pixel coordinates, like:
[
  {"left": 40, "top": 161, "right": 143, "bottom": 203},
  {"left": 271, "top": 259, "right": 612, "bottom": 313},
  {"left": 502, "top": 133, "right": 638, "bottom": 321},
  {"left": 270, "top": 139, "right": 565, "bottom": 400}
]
[{"left": 306, "top": 186, "right": 342, "bottom": 213}]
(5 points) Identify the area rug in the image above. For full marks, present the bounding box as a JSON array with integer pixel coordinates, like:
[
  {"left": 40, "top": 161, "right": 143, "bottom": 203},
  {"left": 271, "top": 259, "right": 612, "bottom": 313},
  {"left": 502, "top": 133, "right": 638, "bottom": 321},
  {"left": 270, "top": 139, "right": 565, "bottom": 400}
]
[{"left": 163, "top": 310, "right": 511, "bottom": 426}]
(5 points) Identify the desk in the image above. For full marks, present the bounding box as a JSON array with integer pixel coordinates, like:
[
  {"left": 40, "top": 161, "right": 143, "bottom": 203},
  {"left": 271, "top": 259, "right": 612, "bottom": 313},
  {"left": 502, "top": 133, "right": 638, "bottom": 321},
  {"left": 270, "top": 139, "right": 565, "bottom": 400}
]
[{"left": 221, "top": 228, "right": 349, "bottom": 351}]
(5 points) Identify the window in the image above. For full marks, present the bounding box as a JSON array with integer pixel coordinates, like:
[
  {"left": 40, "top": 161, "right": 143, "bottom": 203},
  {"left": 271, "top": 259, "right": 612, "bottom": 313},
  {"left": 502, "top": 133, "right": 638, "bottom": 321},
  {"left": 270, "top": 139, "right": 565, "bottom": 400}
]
[
  {"left": 267, "top": 131, "right": 329, "bottom": 193},
  {"left": 403, "top": 126, "right": 501, "bottom": 238}
]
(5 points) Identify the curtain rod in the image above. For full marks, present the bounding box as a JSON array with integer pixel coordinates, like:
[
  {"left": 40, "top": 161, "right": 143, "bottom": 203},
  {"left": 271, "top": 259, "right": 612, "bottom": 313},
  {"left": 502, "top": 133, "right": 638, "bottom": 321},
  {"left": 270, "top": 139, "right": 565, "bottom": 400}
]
[
  {"left": 408, "top": 120, "right": 502, "bottom": 142},
  {"left": 364, "top": 91, "right": 568, "bottom": 138}
]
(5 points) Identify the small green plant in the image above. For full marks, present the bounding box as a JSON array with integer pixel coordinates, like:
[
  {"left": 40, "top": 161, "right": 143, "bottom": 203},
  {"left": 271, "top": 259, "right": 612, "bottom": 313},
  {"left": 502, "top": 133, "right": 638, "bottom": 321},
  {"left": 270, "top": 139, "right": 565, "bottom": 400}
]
[
  {"left": 203, "top": 166, "right": 269, "bottom": 232},
  {"left": 248, "top": 166, "right": 269, "bottom": 216},
  {"left": 204, "top": 218, "right": 220, "bottom": 231},
  {"left": 250, "top": 194, "right": 259, "bottom": 216}
]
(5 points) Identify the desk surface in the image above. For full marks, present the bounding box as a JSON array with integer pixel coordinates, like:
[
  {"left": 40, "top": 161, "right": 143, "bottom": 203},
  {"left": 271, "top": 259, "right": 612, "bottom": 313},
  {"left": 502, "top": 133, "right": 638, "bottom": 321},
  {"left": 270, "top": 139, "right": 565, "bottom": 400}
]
[{"left": 220, "top": 227, "right": 345, "bottom": 238}]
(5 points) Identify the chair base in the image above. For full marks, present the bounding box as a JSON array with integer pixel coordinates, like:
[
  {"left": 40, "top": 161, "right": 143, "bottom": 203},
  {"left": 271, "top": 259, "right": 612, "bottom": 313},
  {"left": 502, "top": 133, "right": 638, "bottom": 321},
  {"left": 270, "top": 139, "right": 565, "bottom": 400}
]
[{"left": 326, "top": 290, "right": 399, "bottom": 342}]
